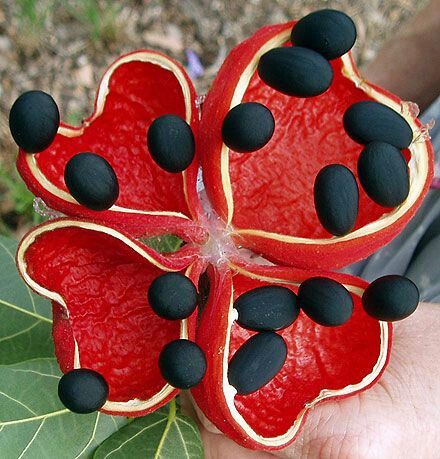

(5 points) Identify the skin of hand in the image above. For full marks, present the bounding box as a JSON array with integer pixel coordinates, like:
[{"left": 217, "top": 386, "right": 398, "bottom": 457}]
[
  {"left": 364, "top": 0, "right": 440, "bottom": 111},
  {"left": 185, "top": 303, "right": 440, "bottom": 459}
]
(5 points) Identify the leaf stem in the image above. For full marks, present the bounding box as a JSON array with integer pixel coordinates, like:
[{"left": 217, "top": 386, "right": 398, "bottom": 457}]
[
  {"left": 154, "top": 399, "right": 176, "bottom": 459},
  {"left": 0, "top": 299, "right": 52, "bottom": 324}
]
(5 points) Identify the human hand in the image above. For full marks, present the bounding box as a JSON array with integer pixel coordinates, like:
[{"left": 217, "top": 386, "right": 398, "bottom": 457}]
[{"left": 187, "top": 303, "right": 440, "bottom": 459}]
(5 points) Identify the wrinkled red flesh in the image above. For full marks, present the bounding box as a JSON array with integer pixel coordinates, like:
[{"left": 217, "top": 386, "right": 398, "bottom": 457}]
[
  {"left": 36, "top": 62, "right": 189, "bottom": 214},
  {"left": 230, "top": 54, "right": 410, "bottom": 238},
  {"left": 229, "top": 274, "right": 381, "bottom": 437},
  {"left": 25, "top": 227, "right": 181, "bottom": 402}
]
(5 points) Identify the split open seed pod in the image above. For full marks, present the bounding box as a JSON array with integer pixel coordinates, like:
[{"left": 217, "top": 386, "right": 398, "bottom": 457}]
[
  {"left": 200, "top": 22, "right": 434, "bottom": 269},
  {"left": 191, "top": 260, "right": 390, "bottom": 450}
]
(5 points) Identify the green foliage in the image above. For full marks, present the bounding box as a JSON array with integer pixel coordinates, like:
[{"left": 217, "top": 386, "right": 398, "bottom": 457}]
[
  {"left": 0, "top": 359, "right": 127, "bottom": 457},
  {"left": 14, "top": 0, "right": 51, "bottom": 55},
  {"left": 71, "top": 0, "right": 122, "bottom": 46},
  {"left": 0, "top": 235, "right": 203, "bottom": 457},
  {"left": 0, "top": 236, "right": 53, "bottom": 364},
  {"left": 15, "top": 0, "right": 47, "bottom": 31},
  {"left": 94, "top": 399, "right": 204, "bottom": 458},
  {"left": 142, "top": 234, "right": 185, "bottom": 253},
  {"left": 65, "top": 110, "right": 86, "bottom": 127},
  {"left": 0, "top": 167, "right": 42, "bottom": 236}
]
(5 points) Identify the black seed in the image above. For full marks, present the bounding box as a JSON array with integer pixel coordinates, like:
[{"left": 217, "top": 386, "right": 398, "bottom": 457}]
[
  {"left": 58, "top": 369, "right": 108, "bottom": 414},
  {"left": 257, "top": 47, "right": 333, "bottom": 97},
  {"left": 362, "top": 275, "right": 419, "bottom": 321},
  {"left": 343, "top": 101, "right": 413, "bottom": 149},
  {"left": 314, "top": 164, "right": 359, "bottom": 236},
  {"left": 234, "top": 286, "right": 299, "bottom": 331},
  {"left": 297, "top": 277, "right": 353, "bottom": 326},
  {"left": 147, "top": 114, "right": 195, "bottom": 173},
  {"left": 358, "top": 141, "right": 409, "bottom": 207},
  {"left": 148, "top": 273, "right": 198, "bottom": 320},
  {"left": 228, "top": 331, "right": 287, "bottom": 395},
  {"left": 9, "top": 90, "right": 60, "bottom": 153},
  {"left": 291, "top": 9, "right": 357, "bottom": 60},
  {"left": 159, "top": 339, "right": 206, "bottom": 389},
  {"left": 222, "top": 102, "right": 275, "bottom": 153},
  {"left": 64, "top": 153, "right": 119, "bottom": 211}
]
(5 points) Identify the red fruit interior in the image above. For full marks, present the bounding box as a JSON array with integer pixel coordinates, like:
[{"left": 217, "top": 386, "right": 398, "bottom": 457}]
[
  {"left": 35, "top": 60, "right": 190, "bottom": 214},
  {"left": 229, "top": 273, "right": 382, "bottom": 437},
  {"left": 230, "top": 53, "right": 410, "bottom": 238},
  {"left": 24, "top": 227, "right": 181, "bottom": 402}
]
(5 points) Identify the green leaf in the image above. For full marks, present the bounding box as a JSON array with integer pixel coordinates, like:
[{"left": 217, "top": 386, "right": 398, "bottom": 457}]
[
  {"left": 0, "top": 236, "right": 54, "bottom": 364},
  {"left": 0, "top": 358, "right": 127, "bottom": 458},
  {"left": 93, "top": 399, "right": 204, "bottom": 459},
  {"left": 142, "top": 234, "right": 185, "bottom": 253}
]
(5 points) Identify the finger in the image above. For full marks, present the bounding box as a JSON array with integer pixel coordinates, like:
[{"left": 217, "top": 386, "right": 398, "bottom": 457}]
[{"left": 275, "top": 302, "right": 440, "bottom": 458}]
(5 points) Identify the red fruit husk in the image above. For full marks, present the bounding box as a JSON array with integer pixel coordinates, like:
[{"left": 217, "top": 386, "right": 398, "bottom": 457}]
[
  {"left": 200, "top": 22, "right": 434, "bottom": 269},
  {"left": 17, "top": 219, "right": 202, "bottom": 416},
  {"left": 15, "top": 19, "right": 434, "bottom": 451},
  {"left": 16, "top": 50, "right": 206, "bottom": 244},
  {"left": 191, "top": 259, "right": 391, "bottom": 450}
]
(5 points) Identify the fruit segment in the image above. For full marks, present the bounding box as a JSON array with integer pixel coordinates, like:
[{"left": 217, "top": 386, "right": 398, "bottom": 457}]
[
  {"left": 17, "top": 219, "right": 200, "bottom": 416},
  {"left": 16, "top": 50, "right": 204, "bottom": 242},
  {"left": 200, "top": 21, "right": 434, "bottom": 269},
  {"left": 192, "top": 261, "right": 390, "bottom": 450}
]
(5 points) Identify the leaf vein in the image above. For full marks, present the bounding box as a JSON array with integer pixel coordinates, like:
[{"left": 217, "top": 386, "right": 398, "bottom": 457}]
[
  {"left": 102, "top": 418, "right": 167, "bottom": 459},
  {"left": 174, "top": 420, "right": 190, "bottom": 459},
  {"left": 17, "top": 419, "right": 45, "bottom": 459},
  {"left": 154, "top": 400, "right": 176, "bottom": 459},
  {"left": 0, "top": 299, "right": 52, "bottom": 324},
  {"left": 0, "top": 240, "right": 37, "bottom": 314},
  {"left": 0, "top": 390, "right": 37, "bottom": 416},
  {"left": 0, "top": 322, "right": 40, "bottom": 343},
  {"left": 0, "top": 408, "right": 69, "bottom": 426},
  {"left": 74, "top": 412, "right": 100, "bottom": 459}
]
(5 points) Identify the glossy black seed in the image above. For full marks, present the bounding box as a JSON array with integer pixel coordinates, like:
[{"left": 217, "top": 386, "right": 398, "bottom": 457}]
[
  {"left": 343, "top": 101, "right": 413, "bottom": 149},
  {"left": 9, "top": 90, "right": 60, "bottom": 153},
  {"left": 147, "top": 114, "right": 195, "bottom": 173},
  {"left": 64, "top": 153, "right": 119, "bottom": 210},
  {"left": 58, "top": 369, "right": 108, "bottom": 414},
  {"left": 257, "top": 47, "right": 333, "bottom": 97},
  {"left": 362, "top": 275, "right": 419, "bottom": 322},
  {"left": 148, "top": 273, "right": 198, "bottom": 320},
  {"left": 358, "top": 141, "right": 409, "bottom": 207},
  {"left": 314, "top": 164, "right": 359, "bottom": 236},
  {"left": 234, "top": 286, "right": 299, "bottom": 331},
  {"left": 159, "top": 339, "right": 206, "bottom": 389},
  {"left": 291, "top": 9, "right": 357, "bottom": 60},
  {"left": 297, "top": 277, "right": 353, "bottom": 326},
  {"left": 222, "top": 102, "right": 275, "bottom": 153},
  {"left": 228, "top": 331, "right": 287, "bottom": 395}
]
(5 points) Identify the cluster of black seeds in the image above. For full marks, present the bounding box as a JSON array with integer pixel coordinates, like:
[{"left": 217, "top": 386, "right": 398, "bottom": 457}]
[
  {"left": 148, "top": 273, "right": 206, "bottom": 389},
  {"left": 8, "top": 91, "right": 196, "bottom": 210},
  {"left": 222, "top": 10, "right": 357, "bottom": 154},
  {"left": 314, "top": 101, "right": 413, "bottom": 236},
  {"left": 228, "top": 272, "right": 419, "bottom": 395},
  {"left": 228, "top": 279, "right": 353, "bottom": 395}
]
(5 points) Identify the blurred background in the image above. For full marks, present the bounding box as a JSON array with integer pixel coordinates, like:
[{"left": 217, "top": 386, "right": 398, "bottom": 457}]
[{"left": 0, "top": 0, "right": 430, "bottom": 238}]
